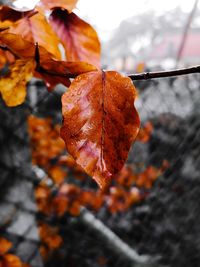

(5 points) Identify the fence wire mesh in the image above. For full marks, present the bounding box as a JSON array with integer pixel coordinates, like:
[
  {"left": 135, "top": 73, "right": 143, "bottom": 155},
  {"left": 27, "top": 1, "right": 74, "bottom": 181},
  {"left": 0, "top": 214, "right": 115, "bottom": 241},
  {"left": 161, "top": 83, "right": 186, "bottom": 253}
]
[{"left": 0, "top": 74, "right": 200, "bottom": 267}]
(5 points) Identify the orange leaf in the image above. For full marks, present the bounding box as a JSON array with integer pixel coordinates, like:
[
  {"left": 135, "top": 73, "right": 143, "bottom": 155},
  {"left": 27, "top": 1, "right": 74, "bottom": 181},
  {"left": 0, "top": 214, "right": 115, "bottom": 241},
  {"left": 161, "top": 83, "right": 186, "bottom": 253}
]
[
  {"left": 48, "top": 166, "right": 66, "bottom": 185},
  {"left": 7, "top": 12, "right": 61, "bottom": 59},
  {"left": 0, "top": 33, "right": 51, "bottom": 60},
  {"left": 80, "top": 190, "right": 103, "bottom": 211},
  {"left": 0, "top": 58, "right": 35, "bottom": 106},
  {"left": 136, "top": 121, "right": 153, "bottom": 143},
  {"left": 116, "top": 166, "right": 137, "bottom": 188},
  {"left": 0, "top": 33, "right": 96, "bottom": 90},
  {"left": 52, "top": 195, "right": 69, "bottom": 216},
  {"left": 39, "top": 0, "right": 78, "bottom": 12},
  {"left": 49, "top": 9, "right": 101, "bottom": 67},
  {"left": 61, "top": 70, "right": 140, "bottom": 189},
  {"left": 28, "top": 116, "right": 65, "bottom": 168},
  {"left": 35, "top": 185, "right": 52, "bottom": 215},
  {"left": 69, "top": 200, "right": 80, "bottom": 216},
  {"left": 107, "top": 187, "right": 130, "bottom": 213},
  {"left": 2, "top": 254, "right": 22, "bottom": 267},
  {"left": 135, "top": 161, "right": 169, "bottom": 189},
  {"left": 39, "top": 223, "right": 62, "bottom": 250},
  {"left": 0, "top": 49, "right": 14, "bottom": 68},
  {"left": 0, "top": 238, "right": 12, "bottom": 255}
]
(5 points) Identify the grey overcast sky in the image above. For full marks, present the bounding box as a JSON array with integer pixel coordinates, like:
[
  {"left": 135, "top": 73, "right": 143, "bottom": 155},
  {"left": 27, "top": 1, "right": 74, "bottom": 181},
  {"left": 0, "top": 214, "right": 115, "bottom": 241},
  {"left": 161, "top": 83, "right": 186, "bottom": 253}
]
[{"left": 14, "top": 0, "right": 198, "bottom": 39}]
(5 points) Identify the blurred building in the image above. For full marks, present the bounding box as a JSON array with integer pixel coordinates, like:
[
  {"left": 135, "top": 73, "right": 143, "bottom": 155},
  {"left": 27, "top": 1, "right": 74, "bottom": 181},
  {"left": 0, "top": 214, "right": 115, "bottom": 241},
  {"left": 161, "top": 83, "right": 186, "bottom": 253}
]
[
  {"left": 102, "top": 8, "right": 200, "bottom": 72},
  {"left": 147, "top": 30, "right": 200, "bottom": 68}
]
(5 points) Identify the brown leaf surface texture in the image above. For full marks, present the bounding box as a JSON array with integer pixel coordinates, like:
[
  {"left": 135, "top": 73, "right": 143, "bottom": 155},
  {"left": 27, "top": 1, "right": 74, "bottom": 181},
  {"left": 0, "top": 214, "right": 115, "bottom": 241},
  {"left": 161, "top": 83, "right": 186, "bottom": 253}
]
[
  {"left": 0, "top": 59, "right": 35, "bottom": 106},
  {"left": 0, "top": 33, "right": 52, "bottom": 60},
  {"left": 0, "top": 6, "right": 33, "bottom": 28},
  {"left": 37, "top": 58, "right": 97, "bottom": 89},
  {"left": 61, "top": 71, "right": 140, "bottom": 189},
  {"left": 7, "top": 12, "right": 61, "bottom": 59},
  {"left": 40, "top": 59, "right": 97, "bottom": 78},
  {"left": 49, "top": 9, "right": 101, "bottom": 67}
]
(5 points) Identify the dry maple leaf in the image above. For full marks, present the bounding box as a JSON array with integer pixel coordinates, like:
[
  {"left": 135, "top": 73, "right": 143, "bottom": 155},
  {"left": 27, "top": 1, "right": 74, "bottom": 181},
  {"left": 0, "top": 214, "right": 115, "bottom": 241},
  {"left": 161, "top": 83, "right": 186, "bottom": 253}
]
[
  {"left": 7, "top": 12, "right": 61, "bottom": 60},
  {"left": 61, "top": 70, "right": 140, "bottom": 189},
  {"left": 49, "top": 8, "right": 101, "bottom": 67},
  {"left": 0, "top": 58, "right": 35, "bottom": 106},
  {"left": 39, "top": 0, "right": 78, "bottom": 12}
]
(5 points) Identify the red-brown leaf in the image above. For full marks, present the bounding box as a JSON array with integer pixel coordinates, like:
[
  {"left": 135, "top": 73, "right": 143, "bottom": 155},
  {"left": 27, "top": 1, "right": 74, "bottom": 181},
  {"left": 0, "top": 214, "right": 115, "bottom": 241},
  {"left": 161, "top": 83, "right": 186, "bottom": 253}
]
[
  {"left": 39, "top": 0, "right": 78, "bottom": 12},
  {"left": 0, "top": 6, "right": 33, "bottom": 28},
  {"left": 49, "top": 9, "right": 101, "bottom": 67},
  {"left": 36, "top": 59, "right": 97, "bottom": 90},
  {"left": 61, "top": 70, "right": 140, "bottom": 189}
]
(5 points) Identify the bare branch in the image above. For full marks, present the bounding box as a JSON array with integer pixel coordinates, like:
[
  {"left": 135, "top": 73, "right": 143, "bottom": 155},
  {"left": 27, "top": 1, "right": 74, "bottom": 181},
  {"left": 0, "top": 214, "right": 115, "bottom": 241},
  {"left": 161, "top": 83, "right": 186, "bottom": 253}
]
[
  {"left": 80, "top": 208, "right": 162, "bottom": 267},
  {"left": 128, "top": 65, "right": 200, "bottom": 81},
  {"left": 32, "top": 166, "right": 161, "bottom": 267}
]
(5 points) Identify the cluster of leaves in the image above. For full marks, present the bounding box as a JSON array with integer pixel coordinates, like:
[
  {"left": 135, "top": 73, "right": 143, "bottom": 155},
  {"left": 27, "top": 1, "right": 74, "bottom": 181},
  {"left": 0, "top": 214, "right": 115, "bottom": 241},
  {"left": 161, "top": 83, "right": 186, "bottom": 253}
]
[
  {"left": 0, "top": 0, "right": 140, "bottom": 188},
  {"left": 27, "top": 114, "right": 168, "bottom": 259},
  {"left": 0, "top": 237, "right": 30, "bottom": 267},
  {"left": 0, "top": 0, "right": 99, "bottom": 105},
  {"left": 29, "top": 115, "right": 168, "bottom": 216},
  {"left": 38, "top": 222, "right": 63, "bottom": 261}
]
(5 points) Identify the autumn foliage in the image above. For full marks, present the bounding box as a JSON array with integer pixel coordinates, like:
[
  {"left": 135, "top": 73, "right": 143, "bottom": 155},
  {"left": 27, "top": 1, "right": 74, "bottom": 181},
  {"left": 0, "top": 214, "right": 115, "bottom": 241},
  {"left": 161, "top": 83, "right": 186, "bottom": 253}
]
[
  {"left": 0, "top": 0, "right": 168, "bottom": 208},
  {"left": 0, "top": 0, "right": 143, "bottom": 189},
  {"left": 0, "top": 237, "right": 30, "bottom": 267},
  {"left": 28, "top": 115, "right": 168, "bottom": 218},
  {"left": 0, "top": 1, "right": 179, "bottom": 266}
]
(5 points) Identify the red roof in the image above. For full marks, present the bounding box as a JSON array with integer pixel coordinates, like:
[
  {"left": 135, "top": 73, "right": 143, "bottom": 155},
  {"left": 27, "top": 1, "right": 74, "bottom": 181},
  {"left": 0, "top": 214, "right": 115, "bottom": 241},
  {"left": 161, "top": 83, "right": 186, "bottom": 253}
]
[{"left": 149, "top": 32, "right": 200, "bottom": 59}]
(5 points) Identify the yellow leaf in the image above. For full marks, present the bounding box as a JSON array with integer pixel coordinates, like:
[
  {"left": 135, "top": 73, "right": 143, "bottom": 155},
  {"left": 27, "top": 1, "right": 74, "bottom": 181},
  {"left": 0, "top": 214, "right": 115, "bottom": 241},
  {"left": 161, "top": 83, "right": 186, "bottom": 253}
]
[{"left": 0, "top": 59, "right": 35, "bottom": 106}]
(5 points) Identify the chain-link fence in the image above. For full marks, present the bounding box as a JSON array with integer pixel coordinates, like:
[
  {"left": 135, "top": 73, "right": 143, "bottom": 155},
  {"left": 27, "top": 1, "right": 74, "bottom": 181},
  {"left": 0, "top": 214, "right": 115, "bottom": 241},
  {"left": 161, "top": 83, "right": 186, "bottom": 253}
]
[{"left": 0, "top": 73, "right": 200, "bottom": 267}]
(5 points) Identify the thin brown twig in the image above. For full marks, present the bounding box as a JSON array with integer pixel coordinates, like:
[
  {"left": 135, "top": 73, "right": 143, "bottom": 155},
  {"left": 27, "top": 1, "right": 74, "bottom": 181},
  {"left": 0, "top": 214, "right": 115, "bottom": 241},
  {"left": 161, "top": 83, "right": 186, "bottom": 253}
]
[
  {"left": 37, "top": 64, "right": 200, "bottom": 81},
  {"left": 1, "top": 42, "right": 200, "bottom": 81},
  {"left": 128, "top": 65, "right": 200, "bottom": 81}
]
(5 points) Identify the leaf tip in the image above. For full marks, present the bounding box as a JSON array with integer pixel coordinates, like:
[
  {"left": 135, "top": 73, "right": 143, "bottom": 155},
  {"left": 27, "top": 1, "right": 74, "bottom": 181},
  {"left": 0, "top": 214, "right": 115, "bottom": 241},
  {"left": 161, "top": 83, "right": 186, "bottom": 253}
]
[{"left": 93, "top": 172, "right": 112, "bottom": 191}]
